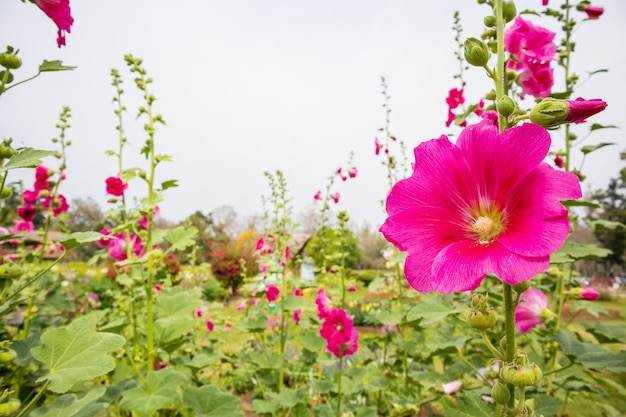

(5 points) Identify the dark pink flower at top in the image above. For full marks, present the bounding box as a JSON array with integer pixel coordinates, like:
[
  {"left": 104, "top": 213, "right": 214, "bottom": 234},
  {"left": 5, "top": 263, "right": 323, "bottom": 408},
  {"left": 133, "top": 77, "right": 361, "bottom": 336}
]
[
  {"left": 348, "top": 167, "right": 358, "bottom": 178},
  {"left": 580, "top": 287, "right": 600, "bottom": 301},
  {"left": 582, "top": 5, "right": 604, "bottom": 19},
  {"left": 313, "top": 191, "right": 322, "bottom": 201},
  {"left": 332, "top": 192, "right": 340, "bottom": 204},
  {"left": 316, "top": 288, "right": 333, "bottom": 319},
  {"left": 566, "top": 98, "right": 608, "bottom": 124},
  {"left": 34, "top": 0, "right": 74, "bottom": 47},
  {"left": 266, "top": 284, "right": 280, "bottom": 302},
  {"left": 375, "top": 137, "right": 383, "bottom": 155},
  {"left": 446, "top": 88, "right": 465, "bottom": 110},
  {"left": 515, "top": 287, "right": 548, "bottom": 332},
  {"left": 17, "top": 205, "right": 36, "bottom": 222},
  {"left": 105, "top": 176, "right": 128, "bottom": 197},
  {"left": 542, "top": 0, "right": 549, "bottom": 5},
  {"left": 379, "top": 121, "right": 582, "bottom": 293}
]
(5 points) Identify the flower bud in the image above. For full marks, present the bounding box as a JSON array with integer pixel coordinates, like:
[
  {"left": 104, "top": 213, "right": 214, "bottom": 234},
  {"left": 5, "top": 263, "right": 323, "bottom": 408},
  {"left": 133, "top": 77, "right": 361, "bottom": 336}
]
[
  {"left": 464, "top": 38, "right": 490, "bottom": 67},
  {"left": 467, "top": 308, "right": 497, "bottom": 331},
  {"left": 0, "top": 186, "right": 12, "bottom": 199},
  {"left": 571, "top": 287, "right": 600, "bottom": 301},
  {"left": 565, "top": 97, "right": 607, "bottom": 124},
  {"left": 0, "top": 144, "right": 18, "bottom": 159},
  {"left": 484, "top": 15, "right": 496, "bottom": 27},
  {"left": 0, "top": 261, "right": 24, "bottom": 280},
  {"left": 0, "top": 52, "right": 22, "bottom": 70},
  {"left": 500, "top": 350, "right": 543, "bottom": 387},
  {"left": 491, "top": 382, "right": 511, "bottom": 405},
  {"left": 501, "top": 1, "right": 517, "bottom": 22},
  {"left": 497, "top": 96, "right": 516, "bottom": 118},
  {"left": 485, "top": 90, "right": 496, "bottom": 101},
  {"left": 0, "top": 347, "right": 17, "bottom": 363},
  {"left": 0, "top": 70, "right": 14, "bottom": 84},
  {"left": 512, "top": 280, "right": 530, "bottom": 294},
  {"left": 529, "top": 98, "right": 569, "bottom": 129}
]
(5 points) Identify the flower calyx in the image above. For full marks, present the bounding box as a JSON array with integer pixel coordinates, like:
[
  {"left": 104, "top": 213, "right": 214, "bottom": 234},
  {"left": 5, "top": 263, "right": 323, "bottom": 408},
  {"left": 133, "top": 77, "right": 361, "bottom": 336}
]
[{"left": 499, "top": 350, "right": 543, "bottom": 387}]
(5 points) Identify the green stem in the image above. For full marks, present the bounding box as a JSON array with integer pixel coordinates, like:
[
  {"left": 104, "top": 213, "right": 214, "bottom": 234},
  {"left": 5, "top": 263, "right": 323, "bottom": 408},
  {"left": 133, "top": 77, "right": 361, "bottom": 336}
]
[
  {"left": 494, "top": 0, "right": 507, "bottom": 132},
  {"left": 481, "top": 330, "right": 505, "bottom": 360},
  {"left": 336, "top": 349, "right": 344, "bottom": 417},
  {"left": 14, "top": 381, "right": 49, "bottom": 417},
  {"left": 503, "top": 284, "right": 516, "bottom": 410}
]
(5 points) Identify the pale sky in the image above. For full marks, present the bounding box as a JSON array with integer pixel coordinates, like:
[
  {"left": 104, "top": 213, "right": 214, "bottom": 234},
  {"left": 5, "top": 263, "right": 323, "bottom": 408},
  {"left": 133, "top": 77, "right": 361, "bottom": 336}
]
[{"left": 1, "top": 1, "right": 624, "bottom": 229}]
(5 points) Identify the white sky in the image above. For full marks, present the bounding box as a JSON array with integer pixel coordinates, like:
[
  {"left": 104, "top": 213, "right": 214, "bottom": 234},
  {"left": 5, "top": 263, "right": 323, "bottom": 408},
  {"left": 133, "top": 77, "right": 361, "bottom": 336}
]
[{"left": 1, "top": 1, "right": 624, "bottom": 229}]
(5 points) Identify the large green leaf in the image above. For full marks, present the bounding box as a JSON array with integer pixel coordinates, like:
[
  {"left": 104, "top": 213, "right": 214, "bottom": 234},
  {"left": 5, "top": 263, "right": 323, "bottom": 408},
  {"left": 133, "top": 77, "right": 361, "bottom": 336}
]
[
  {"left": 60, "top": 232, "right": 111, "bottom": 251},
  {"left": 120, "top": 368, "right": 187, "bottom": 417},
  {"left": 582, "top": 322, "right": 626, "bottom": 344},
  {"left": 406, "top": 295, "right": 463, "bottom": 325},
  {"left": 0, "top": 148, "right": 55, "bottom": 171},
  {"left": 441, "top": 392, "right": 493, "bottom": 417},
  {"left": 183, "top": 385, "right": 244, "bottom": 417},
  {"left": 154, "top": 288, "right": 202, "bottom": 344},
  {"left": 31, "top": 314, "right": 125, "bottom": 393},
  {"left": 164, "top": 226, "right": 198, "bottom": 251},
  {"left": 30, "top": 387, "right": 107, "bottom": 417},
  {"left": 550, "top": 241, "right": 611, "bottom": 263},
  {"left": 555, "top": 329, "right": 626, "bottom": 373}
]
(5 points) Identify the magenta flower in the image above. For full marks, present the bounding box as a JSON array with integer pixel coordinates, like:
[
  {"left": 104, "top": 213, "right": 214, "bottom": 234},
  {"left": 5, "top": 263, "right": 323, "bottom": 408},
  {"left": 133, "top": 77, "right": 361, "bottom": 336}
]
[
  {"left": 34, "top": 0, "right": 74, "bottom": 47},
  {"left": 266, "top": 284, "right": 280, "bottom": 302},
  {"left": 294, "top": 288, "right": 303, "bottom": 297},
  {"left": 514, "top": 287, "right": 548, "bottom": 333},
  {"left": 375, "top": 137, "right": 383, "bottom": 155},
  {"left": 22, "top": 190, "right": 39, "bottom": 204},
  {"left": 381, "top": 324, "right": 398, "bottom": 335},
  {"left": 107, "top": 232, "right": 144, "bottom": 261},
  {"left": 256, "top": 237, "right": 265, "bottom": 250},
  {"left": 446, "top": 88, "right": 465, "bottom": 110},
  {"left": 313, "top": 191, "right": 322, "bottom": 201},
  {"left": 542, "top": 0, "right": 548, "bottom": 5},
  {"left": 380, "top": 121, "right": 582, "bottom": 293},
  {"left": 12, "top": 220, "right": 34, "bottom": 234},
  {"left": 259, "top": 263, "right": 268, "bottom": 273},
  {"left": 320, "top": 308, "right": 354, "bottom": 347},
  {"left": 566, "top": 98, "right": 608, "bottom": 124},
  {"left": 105, "top": 176, "right": 128, "bottom": 197},
  {"left": 332, "top": 192, "right": 340, "bottom": 204},
  {"left": 250, "top": 297, "right": 259, "bottom": 306},
  {"left": 582, "top": 5, "right": 604, "bottom": 19},
  {"left": 554, "top": 155, "right": 564, "bottom": 169},
  {"left": 293, "top": 308, "right": 302, "bottom": 324},
  {"left": 578, "top": 287, "right": 600, "bottom": 301},
  {"left": 17, "top": 205, "right": 36, "bottom": 222},
  {"left": 206, "top": 320, "right": 215, "bottom": 332},
  {"left": 315, "top": 288, "right": 333, "bottom": 319},
  {"left": 237, "top": 302, "right": 246, "bottom": 311},
  {"left": 348, "top": 167, "right": 358, "bottom": 178},
  {"left": 326, "top": 327, "right": 359, "bottom": 358},
  {"left": 347, "top": 285, "right": 356, "bottom": 292}
]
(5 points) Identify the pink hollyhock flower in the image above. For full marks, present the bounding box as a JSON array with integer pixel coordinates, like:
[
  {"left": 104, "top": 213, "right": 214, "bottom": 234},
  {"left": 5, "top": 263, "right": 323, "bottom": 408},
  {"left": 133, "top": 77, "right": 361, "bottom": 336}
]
[
  {"left": 46, "top": 194, "right": 69, "bottom": 217},
  {"left": 17, "top": 205, "right": 36, "bottom": 222},
  {"left": 97, "top": 228, "right": 113, "bottom": 247},
  {"left": 542, "top": 0, "right": 548, "bottom": 5},
  {"left": 224, "top": 323, "right": 231, "bottom": 331},
  {"left": 108, "top": 232, "right": 144, "bottom": 261},
  {"left": 515, "top": 287, "right": 548, "bottom": 332},
  {"left": 442, "top": 380, "right": 462, "bottom": 395},
  {"left": 34, "top": 165, "right": 52, "bottom": 189},
  {"left": 293, "top": 288, "right": 303, "bottom": 297},
  {"left": 336, "top": 167, "right": 342, "bottom": 175},
  {"left": 315, "top": 288, "right": 333, "bottom": 319},
  {"left": 285, "top": 246, "right": 291, "bottom": 262},
  {"left": 320, "top": 308, "right": 354, "bottom": 346},
  {"left": 154, "top": 284, "right": 162, "bottom": 296},
  {"left": 518, "top": 59, "right": 554, "bottom": 98},
  {"left": 293, "top": 308, "right": 302, "bottom": 324},
  {"left": 314, "top": 191, "right": 322, "bottom": 201},
  {"left": 566, "top": 98, "right": 608, "bottom": 124},
  {"left": 332, "top": 192, "right": 340, "bottom": 204},
  {"left": 266, "top": 284, "right": 280, "bottom": 302},
  {"left": 582, "top": 5, "right": 604, "bottom": 19},
  {"left": 375, "top": 137, "right": 383, "bottom": 155},
  {"left": 259, "top": 263, "right": 268, "bottom": 273},
  {"left": 348, "top": 167, "right": 358, "bottom": 178},
  {"left": 195, "top": 309, "right": 203, "bottom": 318},
  {"left": 380, "top": 121, "right": 582, "bottom": 293},
  {"left": 326, "top": 326, "right": 359, "bottom": 358},
  {"left": 139, "top": 206, "right": 160, "bottom": 230},
  {"left": 22, "top": 189, "right": 39, "bottom": 204},
  {"left": 554, "top": 156, "right": 564, "bottom": 169},
  {"left": 237, "top": 302, "right": 246, "bottom": 311},
  {"left": 328, "top": 266, "right": 337, "bottom": 274},
  {"left": 250, "top": 297, "right": 259, "bottom": 306},
  {"left": 12, "top": 221, "right": 33, "bottom": 234},
  {"left": 446, "top": 109, "right": 456, "bottom": 127},
  {"left": 34, "top": 0, "right": 74, "bottom": 47},
  {"left": 578, "top": 287, "right": 600, "bottom": 301},
  {"left": 105, "top": 176, "right": 128, "bottom": 197},
  {"left": 446, "top": 88, "right": 465, "bottom": 110},
  {"left": 347, "top": 285, "right": 356, "bottom": 292},
  {"left": 206, "top": 320, "right": 214, "bottom": 332},
  {"left": 256, "top": 237, "right": 265, "bottom": 250}
]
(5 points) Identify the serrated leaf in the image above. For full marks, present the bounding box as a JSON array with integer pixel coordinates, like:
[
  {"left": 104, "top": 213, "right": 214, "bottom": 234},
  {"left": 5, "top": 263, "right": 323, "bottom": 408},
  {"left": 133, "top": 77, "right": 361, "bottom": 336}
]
[
  {"left": 555, "top": 329, "right": 626, "bottom": 373},
  {"left": 161, "top": 179, "right": 179, "bottom": 190},
  {"left": 550, "top": 241, "right": 611, "bottom": 263},
  {"left": 586, "top": 219, "right": 626, "bottom": 231},
  {"left": 31, "top": 314, "right": 125, "bottom": 393},
  {"left": 120, "top": 368, "right": 187, "bottom": 417},
  {"left": 590, "top": 123, "right": 618, "bottom": 131},
  {"left": 241, "top": 314, "right": 268, "bottom": 332},
  {"left": 183, "top": 385, "right": 244, "bottom": 417},
  {"left": 0, "top": 148, "right": 55, "bottom": 171},
  {"left": 531, "top": 394, "right": 562, "bottom": 417},
  {"left": 310, "top": 379, "right": 335, "bottom": 393},
  {"left": 39, "top": 60, "right": 77, "bottom": 72},
  {"left": 267, "top": 388, "right": 304, "bottom": 408},
  {"left": 377, "top": 305, "right": 406, "bottom": 325},
  {"left": 164, "top": 226, "right": 197, "bottom": 251},
  {"left": 183, "top": 352, "right": 222, "bottom": 370},
  {"left": 568, "top": 300, "right": 608, "bottom": 318},
  {"left": 30, "top": 387, "right": 107, "bottom": 417},
  {"left": 441, "top": 392, "right": 493, "bottom": 417},
  {"left": 252, "top": 399, "right": 280, "bottom": 414},
  {"left": 406, "top": 295, "right": 463, "bottom": 325},
  {"left": 60, "top": 232, "right": 110, "bottom": 251},
  {"left": 300, "top": 332, "right": 326, "bottom": 351},
  {"left": 581, "top": 142, "right": 615, "bottom": 155},
  {"left": 582, "top": 322, "right": 626, "bottom": 344}
]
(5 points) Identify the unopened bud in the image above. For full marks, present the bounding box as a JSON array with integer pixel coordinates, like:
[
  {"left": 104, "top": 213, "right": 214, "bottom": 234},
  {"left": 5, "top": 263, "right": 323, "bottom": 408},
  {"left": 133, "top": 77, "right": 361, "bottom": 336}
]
[
  {"left": 0, "top": 186, "right": 12, "bottom": 199},
  {"left": 467, "top": 308, "right": 497, "bottom": 331},
  {"left": 484, "top": 15, "right": 497, "bottom": 27},
  {"left": 0, "top": 70, "right": 14, "bottom": 84},
  {"left": 0, "top": 347, "right": 17, "bottom": 363},
  {"left": 497, "top": 96, "right": 516, "bottom": 118},
  {"left": 0, "top": 261, "right": 24, "bottom": 280},
  {"left": 464, "top": 38, "right": 490, "bottom": 67},
  {"left": 491, "top": 382, "right": 511, "bottom": 405},
  {"left": 529, "top": 98, "right": 569, "bottom": 129},
  {"left": 0, "top": 52, "right": 22, "bottom": 70},
  {"left": 500, "top": 362, "right": 542, "bottom": 387},
  {"left": 501, "top": 1, "right": 517, "bottom": 22},
  {"left": 512, "top": 280, "right": 530, "bottom": 294}
]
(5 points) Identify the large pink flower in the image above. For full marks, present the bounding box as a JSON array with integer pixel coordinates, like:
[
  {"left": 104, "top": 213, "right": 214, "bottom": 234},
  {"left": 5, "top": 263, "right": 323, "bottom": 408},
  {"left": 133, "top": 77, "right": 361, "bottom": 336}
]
[
  {"left": 320, "top": 308, "right": 354, "bottom": 347},
  {"left": 34, "top": 0, "right": 74, "bottom": 47},
  {"left": 326, "top": 327, "right": 359, "bottom": 358},
  {"left": 380, "top": 121, "right": 581, "bottom": 293},
  {"left": 105, "top": 176, "right": 128, "bottom": 197},
  {"left": 266, "top": 284, "right": 280, "bottom": 302},
  {"left": 515, "top": 287, "right": 548, "bottom": 332}
]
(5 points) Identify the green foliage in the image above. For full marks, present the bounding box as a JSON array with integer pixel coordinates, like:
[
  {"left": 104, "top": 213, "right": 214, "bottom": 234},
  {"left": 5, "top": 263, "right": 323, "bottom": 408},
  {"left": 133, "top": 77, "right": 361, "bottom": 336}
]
[
  {"left": 202, "top": 277, "right": 230, "bottom": 301},
  {"left": 119, "top": 368, "right": 188, "bottom": 417},
  {"left": 307, "top": 225, "right": 363, "bottom": 270},
  {"left": 30, "top": 387, "right": 108, "bottom": 417},
  {"left": 183, "top": 385, "right": 245, "bottom": 417}
]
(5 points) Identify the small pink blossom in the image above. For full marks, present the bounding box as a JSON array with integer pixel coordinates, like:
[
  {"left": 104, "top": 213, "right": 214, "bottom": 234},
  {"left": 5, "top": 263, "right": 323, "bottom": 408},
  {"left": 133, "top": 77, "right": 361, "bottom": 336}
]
[
  {"left": 224, "top": 323, "right": 231, "bottom": 331},
  {"left": 579, "top": 287, "right": 600, "bottom": 301},
  {"left": 266, "top": 284, "right": 280, "bottom": 302},
  {"left": 442, "top": 380, "right": 462, "bottom": 395},
  {"left": 566, "top": 98, "right": 608, "bottom": 124},
  {"left": 12, "top": 221, "right": 33, "bottom": 234},
  {"left": 293, "top": 308, "right": 302, "bottom": 324},
  {"left": 285, "top": 246, "right": 291, "bottom": 262},
  {"left": 542, "top": 0, "right": 548, "bottom": 5},
  {"left": 315, "top": 288, "right": 333, "bottom": 320},
  {"left": 154, "top": 284, "right": 162, "bottom": 296},
  {"left": 332, "top": 192, "right": 340, "bottom": 204},
  {"left": 381, "top": 324, "right": 398, "bottom": 335},
  {"left": 17, "top": 205, "right": 36, "bottom": 222},
  {"left": 256, "top": 237, "right": 265, "bottom": 250},
  {"left": 34, "top": 0, "right": 74, "bottom": 47},
  {"left": 195, "top": 309, "right": 203, "bottom": 318},
  {"left": 22, "top": 189, "right": 39, "bottom": 204},
  {"left": 582, "top": 5, "right": 604, "bottom": 19},
  {"left": 515, "top": 287, "right": 549, "bottom": 333},
  {"left": 347, "top": 285, "right": 356, "bottom": 292},
  {"left": 348, "top": 167, "right": 358, "bottom": 178},
  {"left": 206, "top": 320, "right": 215, "bottom": 332},
  {"left": 250, "top": 297, "right": 259, "bottom": 306},
  {"left": 554, "top": 155, "right": 564, "bottom": 169},
  {"left": 237, "top": 302, "right": 246, "bottom": 311},
  {"left": 375, "top": 137, "right": 383, "bottom": 155},
  {"left": 446, "top": 88, "right": 465, "bottom": 110},
  {"left": 380, "top": 121, "right": 582, "bottom": 293},
  {"left": 260, "top": 263, "right": 268, "bottom": 273},
  {"left": 314, "top": 191, "right": 322, "bottom": 201},
  {"left": 293, "top": 288, "right": 303, "bottom": 297},
  {"left": 105, "top": 176, "right": 128, "bottom": 197}
]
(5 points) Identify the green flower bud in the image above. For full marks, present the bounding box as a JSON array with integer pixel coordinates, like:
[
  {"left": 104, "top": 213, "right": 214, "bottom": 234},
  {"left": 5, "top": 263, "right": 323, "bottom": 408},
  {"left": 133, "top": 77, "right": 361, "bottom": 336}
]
[
  {"left": 0, "top": 186, "right": 12, "bottom": 199},
  {"left": 512, "top": 280, "right": 530, "bottom": 294},
  {"left": 0, "top": 398, "right": 21, "bottom": 416},
  {"left": 485, "top": 90, "right": 497, "bottom": 101},
  {"left": 0, "top": 52, "right": 22, "bottom": 70},
  {"left": 500, "top": 350, "right": 543, "bottom": 387},
  {"left": 467, "top": 308, "right": 497, "bottom": 331},
  {"left": 464, "top": 37, "right": 490, "bottom": 67},
  {"left": 497, "top": 96, "right": 516, "bottom": 118},
  {"left": 491, "top": 382, "right": 511, "bottom": 405},
  {"left": 501, "top": 1, "right": 517, "bottom": 22},
  {"left": 0, "top": 144, "right": 17, "bottom": 159},
  {"left": 484, "top": 15, "right": 497, "bottom": 27},
  {"left": 529, "top": 98, "right": 569, "bottom": 129},
  {"left": 0, "top": 347, "right": 17, "bottom": 363},
  {"left": 0, "top": 70, "right": 14, "bottom": 84},
  {"left": 0, "top": 261, "right": 24, "bottom": 280}
]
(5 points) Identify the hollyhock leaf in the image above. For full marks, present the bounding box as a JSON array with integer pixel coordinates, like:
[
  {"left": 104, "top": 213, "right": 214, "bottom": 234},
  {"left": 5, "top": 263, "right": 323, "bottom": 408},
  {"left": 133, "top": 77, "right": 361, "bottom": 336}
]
[
  {"left": 30, "top": 387, "right": 107, "bottom": 417},
  {"left": 532, "top": 395, "right": 563, "bottom": 417},
  {"left": 161, "top": 179, "right": 179, "bottom": 190},
  {"left": 590, "top": 123, "right": 618, "bottom": 131},
  {"left": 31, "top": 314, "right": 125, "bottom": 393},
  {"left": 376, "top": 305, "right": 406, "bottom": 325},
  {"left": 581, "top": 142, "right": 615, "bottom": 155},
  {"left": 550, "top": 241, "right": 611, "bottom": 263},
  {"left": 267, "top": 388, "right": 304, "bottom": 408},
  {"left": 310, "top": 379, "right": 335, "bottom": 393},
  {"left": 568, "top": 300, "right": 608, "bottom": 318},
  {"left": 300, "top": 332, "right": 326, "bottom": 351},
  {"left": 555, "top": 329, "right": 626, "bottom": 373},
  {"left": 587, "top": 219, "right": 626, "bottom": 231},
  {"left": 183, "top": 385, "right": 244, "bottom": 417},
  {"left": 1, "top": 148, "right": 55, "bottom": 171},
  {"left": 183, "top": 352, "right": 222, "bottom": 371},
  {"left": 120, "top": 368, "right": 187, "bottom": 417},
  {"left": 252, "top": 399, "right": 280, "bottom": 415},
  {"left": 582, "top": 322, "right": 626, "bottom": 344},
  {"left": 561, "top": 200, "right": 600, "bottom": 209},
  {"left": 60, "top": 232, "right": 111, "bottom": 251},
  {"left": 241, "top": 315, "right": 267, "bottom": 332},
  {"left": 406, "top": 295, "right": 464, "bottom": 325},
  {"left": 155, "top": 288, "right": 202, "bottom": 344},
  {"left": 164, "top": 226, "right": 198, "bottom": 251},
  {"left": 39, "top": 60, "right": 77, "bottom": 72},
  {"left": 249, "top": 352, "right": 286, "bottom": 370},
  {"left": 440, "top": 392, "right": 493, "bottom": 417}
]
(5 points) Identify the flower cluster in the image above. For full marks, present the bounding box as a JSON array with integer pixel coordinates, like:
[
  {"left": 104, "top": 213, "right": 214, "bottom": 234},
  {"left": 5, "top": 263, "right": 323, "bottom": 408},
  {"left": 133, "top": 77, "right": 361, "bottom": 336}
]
[
  {"left": 313, "top": 164, "right": 358, "bottom": 204},
  {"left": 316, "top": 289, "right": 359, "bottom": 357}
]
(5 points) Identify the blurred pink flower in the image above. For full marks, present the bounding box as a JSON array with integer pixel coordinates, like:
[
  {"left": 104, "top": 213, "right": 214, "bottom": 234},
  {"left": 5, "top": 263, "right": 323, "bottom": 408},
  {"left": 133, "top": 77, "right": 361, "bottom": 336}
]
[
  {"left": 566, "top": 98, "right": 608, "bottom": 124},
  {"left": 256, "top": 237, "right": 265, "bottom": 250},
  {"left": 348, "top": 167, "right": 358, "bottom": 178},
  {"left": 381, "top": 324, "right": 398, "bottom": 335},
  {"left": 515, "top": 287, "right": 548, "bottom": 333},
  {"left": 108, "top": 232, "right": 144, "bottom": 261},
  {"left": 17, "top": 205, "right": 36, "bottom": 222},
  {"left": 315, "top": 288, "right": 333, "bottom": 320},
  {"left": 260, "top": 263, "right": 268, "bottom": 273},
  {"left": 542, "top": 0, "right": 548, "bottom": 5},
  {"left": 554, "top": 156, "right": 564, "bottom": 169},
  {"left": 327, "top": 327, "right": 359, "bottom": 358},
  {"left": 266, "top": 284, "right": 280, "bottom": 302},
  {"left": 250, "top": 297, "right": 259, "bottom": 306},
  {"left": 293, "top": 288, "right": 303, "bottom": 297},
  {"left": 237, "top": 302, "right": 246, "bottom": 311},
  {"left": 224, "top": 323, "right": 231, "bottom": 331},
  {"left": 34, "top": 0, "right": 74, "bottom": 47},
  {"left": 580, "top": 287, "right": 600, "bottom": 301},
  {"left": 293, "top": 308, "right": 302, "bottom": 324},
  {"left": 105, "top": 176, "right": 128, "bottom": 197},
  {"left": 285, "top": 246, "right": 291, "bottom": 262},
  {"left": 442, "top": 380, "right": 462, "bottom": 394},
  {"left": 375, "top": 137, "right": 383, "bottom": 155},
  {"left": 34, "top": 166, "right": 52, "bottom": 190},
  {"left": 314, "top": 191, "right": 322, "bottom": 201},
  {"left": 582, "top": 5, "right": 604, "bottom": 19},
  {"left": 22, "top": 189, "right": 39, "bottom": 204},
  {"left": 380, "top": 121, "right": 581, "bottom": 293},
  {"left": 332, "top": 192, "right": 340, "bottom": 204},
  {"left": 206, "top": 320, "right": 214, "bottom": 332},
  {"left": 12, "top": 221, "right": 33, "bottom": 234},
  {"left": 347, "top": 285, "right": 356, "bottom": 292}
]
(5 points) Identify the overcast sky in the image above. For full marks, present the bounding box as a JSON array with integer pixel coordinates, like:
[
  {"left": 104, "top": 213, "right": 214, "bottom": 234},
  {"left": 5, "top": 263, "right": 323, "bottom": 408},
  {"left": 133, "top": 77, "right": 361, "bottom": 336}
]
[{"left": 1, "top": 1, "right": 624, "bottom": 230}]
